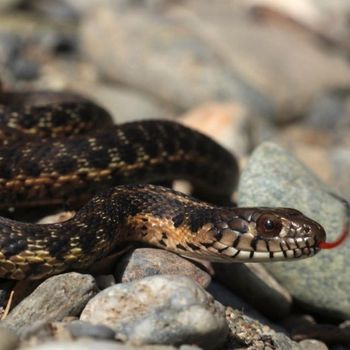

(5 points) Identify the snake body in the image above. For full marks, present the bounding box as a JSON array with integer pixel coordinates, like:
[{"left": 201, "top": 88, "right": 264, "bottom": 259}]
[{"left": 0, "top": 91, "right": 326, "bottom": 280}]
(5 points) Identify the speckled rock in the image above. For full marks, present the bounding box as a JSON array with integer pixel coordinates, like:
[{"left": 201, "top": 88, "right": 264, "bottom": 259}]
[
  {"left": 115, "top": 248, "right": 211, "bottom": 288},
  {"left": 238, "top": 142, "right": 350, "bottom": 319},
  {"left": 225, "top": 307, "right": 300, "bottom": 349},
  {"left": 81, "top": 275, "right": 228, "bottom": 349},
  {"left": 1, "top": 273, "right": 98, "bottom": 335},
  {"left": 213, "top": 262, "right": 292, "bottom": 320}
]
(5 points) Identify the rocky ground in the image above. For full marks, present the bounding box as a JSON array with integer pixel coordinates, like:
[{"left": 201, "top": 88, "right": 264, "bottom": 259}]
[{"left": 0, "top": 0, "right": 350, "bottom": 349}]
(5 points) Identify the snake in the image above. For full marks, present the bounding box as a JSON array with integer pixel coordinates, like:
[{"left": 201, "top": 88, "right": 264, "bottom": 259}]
[{"left": 0, "top": 90, "right": 328, "bottom": 280}]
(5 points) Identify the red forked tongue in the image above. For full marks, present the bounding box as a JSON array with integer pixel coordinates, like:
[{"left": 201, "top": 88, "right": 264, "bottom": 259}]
[
  {"left": 319, "top": 228, "right": 348, "bottom": 249},
  {"left": 319, "top": 193, "right": 349, "bottom": 250}
]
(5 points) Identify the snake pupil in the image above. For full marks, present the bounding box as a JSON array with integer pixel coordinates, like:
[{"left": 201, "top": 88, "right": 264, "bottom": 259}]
[{"left": 264, "top": 219, "right": 274, "bottom": 230}]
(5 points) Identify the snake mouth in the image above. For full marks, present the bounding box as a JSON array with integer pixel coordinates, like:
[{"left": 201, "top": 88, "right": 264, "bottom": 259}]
[
  {"left": 238, "top": 245, "right": 320, "bottom": 262},
  {"left": 218, "top": 240, "right": 320, "bottom": 262}
]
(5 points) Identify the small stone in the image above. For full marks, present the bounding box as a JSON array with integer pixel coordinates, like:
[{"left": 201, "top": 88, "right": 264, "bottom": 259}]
[
  {"left": 66, "top": 320, "right": 115, "bottom": 340},
  {"left": 299, "top": 339, "right": 328, "bottom": 350},
  {"left": 81, "top": 275, "right": 228, "bottom": 350},
  {"left": 1, "top": 273, "right": 98, "bottom": 335},
  {"left": 238, "top": 142, "right": 350, "bottom": 319},
  {"left": 115, "top": 248, "right": 211, "bottom": 288},
  {"left": 0, "top": 327, "right": 19, "bottom": 350},
  {"left": 213, "top": 262, "right": 292, "bottom": 320}
]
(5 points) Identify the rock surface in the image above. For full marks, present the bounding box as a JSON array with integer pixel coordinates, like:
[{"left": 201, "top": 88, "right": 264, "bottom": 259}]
[
  {"left": 115, "top": 248, "right": 211, "bottom": 288},
  {"left": 81, "top": 275, "right": 228, "bottom": 349},
  {"left": 1, "top": 273, "right": 98, "bottom": 335},
  {"left": 238, "top": 142, "right": 350, "bottom": 319}
]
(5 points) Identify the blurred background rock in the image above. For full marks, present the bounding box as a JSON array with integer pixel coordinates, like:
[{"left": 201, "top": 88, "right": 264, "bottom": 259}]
[{"left": 1, "top": 1, "right": 350, "bottom": 349}]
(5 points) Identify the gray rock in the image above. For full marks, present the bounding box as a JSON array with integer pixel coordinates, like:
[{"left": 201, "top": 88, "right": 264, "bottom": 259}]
[
  {"left": 81, "top": 275, "right": 228, "bottom": 349},
  {"left": 1, "top": 273, "right": 98, "bottom": 335},
  {"left": 0, "top": 327, "right": 19, "bottom": 350},
  {"left": 238, "top": 142, "right": 350, "bottom": 319},
  {"left": 115, "top": 248, "right": 211, "bottom": 288},
  {"left": 80, "top": 5, "right": 273, "bottom": 116},
  {"left": 213, "top": 262, "right": 292, "bottom": 320},
  {"left": 66, "top": 320, "right": 115, "bottom": 340}
]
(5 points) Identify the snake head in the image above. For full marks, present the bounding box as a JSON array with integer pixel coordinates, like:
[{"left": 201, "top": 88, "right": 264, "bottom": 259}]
[
  {"left": 245, "top": 208, "right": 326, "bottom": 260},
  {"left": 194, "top": 207, "right": 326, "bottom": 262}
]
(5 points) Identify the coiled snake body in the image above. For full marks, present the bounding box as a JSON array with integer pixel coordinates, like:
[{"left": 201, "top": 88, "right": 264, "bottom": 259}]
[{"left": 0, "top": 91, "right": 326, "bottom": 279}]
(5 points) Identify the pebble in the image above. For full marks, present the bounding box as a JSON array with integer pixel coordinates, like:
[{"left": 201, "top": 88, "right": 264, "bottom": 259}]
[
  {"left": 299, "top": 339, "right": 329, "bottom": 350},
  {"left": 81, "top": 275, "right": 228, "bottom": 349},
  {"left": 213, "top": 262, "right": 292, "bottom": 320},
  {"left": 1, "top": 273, "right": 98, "bottom": 335},
  {"left": 66, "top": 320, "right": 115, "bottom": 340},
  {"left": 0, "top": 327, "right": 19, "bottom": 350},
  {"left": 115, "top": 248, "right": 211, "bottom": 288},
  {"left": 238, "top": 142, "right": 350, "bottom": 319}
]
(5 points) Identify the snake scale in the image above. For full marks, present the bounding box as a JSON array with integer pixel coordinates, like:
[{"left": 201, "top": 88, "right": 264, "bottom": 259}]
[{"left": 0, "top": 91, "right": 326, "bottom": 280}]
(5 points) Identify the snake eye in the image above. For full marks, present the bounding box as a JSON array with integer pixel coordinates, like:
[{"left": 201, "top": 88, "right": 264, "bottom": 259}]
[{"left": 256, "top": 213, "right": 282, "bottom": 237}]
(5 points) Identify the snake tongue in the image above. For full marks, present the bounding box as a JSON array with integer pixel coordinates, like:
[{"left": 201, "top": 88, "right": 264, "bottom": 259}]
[{"left": 319, "top": 227, "right": 348, "bottom": 249}]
